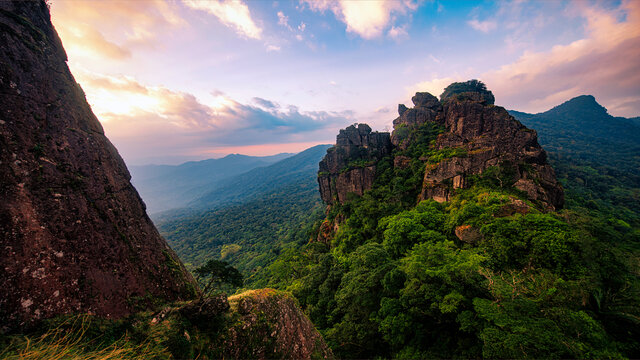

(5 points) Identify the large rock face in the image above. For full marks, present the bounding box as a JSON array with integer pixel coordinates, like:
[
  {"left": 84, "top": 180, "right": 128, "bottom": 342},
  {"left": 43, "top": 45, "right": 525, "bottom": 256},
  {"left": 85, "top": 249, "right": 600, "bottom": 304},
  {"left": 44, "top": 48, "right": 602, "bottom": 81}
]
[
  {"left": 400, "top": 90, "right": 563, "bottom": 210},
  {"left": 0, "top": 1, "right": 196, "bottom": 331},
  {"left": 318, "top": 82, "right": 563, "bottom": 211},
  {"left": 318, "top": 124, "right": 391, "bottom": 204},
  {"left": 225, "top": 289, "right": 333, "bottom": 359}
]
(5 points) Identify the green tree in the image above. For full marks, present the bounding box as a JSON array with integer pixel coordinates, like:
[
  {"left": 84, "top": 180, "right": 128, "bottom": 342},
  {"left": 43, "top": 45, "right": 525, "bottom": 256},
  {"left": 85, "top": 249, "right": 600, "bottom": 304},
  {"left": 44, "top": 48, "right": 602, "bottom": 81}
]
[{"left": 194, "top": 260, "right": 243, "bottom": 298}]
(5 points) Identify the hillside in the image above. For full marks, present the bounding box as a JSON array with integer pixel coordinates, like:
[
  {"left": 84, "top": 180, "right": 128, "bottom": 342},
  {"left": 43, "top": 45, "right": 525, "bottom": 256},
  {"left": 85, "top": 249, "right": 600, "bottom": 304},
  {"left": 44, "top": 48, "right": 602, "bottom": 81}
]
[
  {"left": 130, "top": 153, "right": 292, "bottom": 214},
  {"left": 189, "top": 144, "right": 331, "bottom": 209},
  {"left": 510, "top": 96, "right": 640, "bottom": 226},
  {"left": 156, "top": 145, "right": 330, "bottom": 285}
]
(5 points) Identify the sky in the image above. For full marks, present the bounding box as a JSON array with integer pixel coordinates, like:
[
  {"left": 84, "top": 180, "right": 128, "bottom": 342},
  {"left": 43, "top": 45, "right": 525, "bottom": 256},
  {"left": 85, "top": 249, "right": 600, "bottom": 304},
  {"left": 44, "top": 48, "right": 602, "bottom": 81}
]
[{"left": 49, "top": 0, "right": 640, "bottom": 165}]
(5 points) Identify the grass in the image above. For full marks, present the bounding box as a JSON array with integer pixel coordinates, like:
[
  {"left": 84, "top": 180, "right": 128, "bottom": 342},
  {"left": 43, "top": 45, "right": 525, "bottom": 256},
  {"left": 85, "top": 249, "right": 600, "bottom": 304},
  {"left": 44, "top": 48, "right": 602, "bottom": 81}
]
[{"left": 0, "top": 315, "right": 171, "bottom": 360}]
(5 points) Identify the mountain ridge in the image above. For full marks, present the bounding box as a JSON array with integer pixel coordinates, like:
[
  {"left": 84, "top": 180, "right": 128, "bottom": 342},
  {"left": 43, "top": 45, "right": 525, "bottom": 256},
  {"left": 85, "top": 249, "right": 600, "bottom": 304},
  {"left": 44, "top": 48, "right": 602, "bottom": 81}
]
[{"left": 130, "top": 152, "right": 294, "bottom": 214}]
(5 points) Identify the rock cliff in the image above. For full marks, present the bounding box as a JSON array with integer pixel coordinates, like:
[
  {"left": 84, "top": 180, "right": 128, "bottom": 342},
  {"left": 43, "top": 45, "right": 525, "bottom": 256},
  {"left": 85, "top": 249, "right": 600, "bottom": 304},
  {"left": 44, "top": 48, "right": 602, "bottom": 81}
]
[
  {"left": 226, "top": 289, "right": 333, "bottom": 359},
  {"left": 318, "top": 80, "right": 563, "bottom": 211},
  {"left": 318, "top": 124, "right": 391, "bottom": 204},
  {"left": 0, "top": 1, "right": 196, "bottom": 331}
]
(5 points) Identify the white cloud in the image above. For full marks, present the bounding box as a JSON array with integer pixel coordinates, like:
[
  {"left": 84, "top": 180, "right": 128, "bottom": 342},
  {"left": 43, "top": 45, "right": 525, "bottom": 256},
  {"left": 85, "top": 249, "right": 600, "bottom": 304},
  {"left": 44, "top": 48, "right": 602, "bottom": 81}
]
[
  {"left": 266, "top": 44, "right": 281, "bottom": 52},
  {"left": 50, "top": 0, "right": 183, "bottom": 60},
  {"left": 183, "top": 0, "right": 262, "bottom": 39},
  {"left": 467, "top": 19, "right": 497, "bottom": 33},
  {"left": 388, "top": 24, "right": 408, "bottom": 39},
  {"left": 74, "top": 70, "right": 351, "bottom": 163},
  {"left": 277, "top": 10, "right": 290, "bottom": 29},
  {"left": 302, "top": 0, "right": 418, "bottom": 39}
]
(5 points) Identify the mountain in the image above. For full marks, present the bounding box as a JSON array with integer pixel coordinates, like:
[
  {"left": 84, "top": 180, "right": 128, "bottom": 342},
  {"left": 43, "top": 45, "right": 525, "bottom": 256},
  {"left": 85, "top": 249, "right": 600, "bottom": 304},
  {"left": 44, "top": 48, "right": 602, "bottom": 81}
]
[
  {"left": 130, "top": 153, "right": 292, "bottom": 214},
  {"left": 258, "top": 81, "right": 639, "bottom": 359},
  {"left": 0, "top": 1, "right": 195, "bottom": 330},
  {"left": 509, "top": 95, "right": 640, "bottom": 226},
  {"left": 156, "top": 144, "right": 331, "bottom": 284},
  {"left": 189, "top": 144, "right": 331, "bottom": 210},
  {"left": 511, "top": 95, "right": 640, "bottom": 150}
]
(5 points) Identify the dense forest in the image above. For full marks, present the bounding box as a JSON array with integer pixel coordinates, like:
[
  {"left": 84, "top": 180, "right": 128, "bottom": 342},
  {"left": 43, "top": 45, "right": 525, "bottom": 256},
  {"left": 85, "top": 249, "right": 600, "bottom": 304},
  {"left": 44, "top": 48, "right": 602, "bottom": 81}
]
[{"left": 157, "top": 145, "right": 330, "bottom": 284}]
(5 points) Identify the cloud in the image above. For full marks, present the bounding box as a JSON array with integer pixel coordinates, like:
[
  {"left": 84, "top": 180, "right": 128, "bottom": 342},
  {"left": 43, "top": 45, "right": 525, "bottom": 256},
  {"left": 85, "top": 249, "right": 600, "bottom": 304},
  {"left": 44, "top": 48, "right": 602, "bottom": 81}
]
[
  {"left": 302, "top": 0, "right": 418, "bottom": 39},
  {"left": 50, "top": 0, "right": 183, "bottom": 60},
  {"left": 277, "top": 10, "right": 291, "bottom": 29},
  {"left": 467, "top": 19, "right": 497, "bottom": 33},
  {"left": 388, "top": 24, "right": 408, "bottom": 39},
  {"left": 75, "top": 71, "right": 351, "bottom": 163},
  {"left": 183, "top": 0, "right": 262, "bottom": 39},
  {"left": 253, "top": 97, "right": 279, "bottom": 109},
  {"left": 408, "top": 1, "right": 640, "bottom": 117},
  {"left": 266, "top": 44, "right": 282, "bottom": 52}
]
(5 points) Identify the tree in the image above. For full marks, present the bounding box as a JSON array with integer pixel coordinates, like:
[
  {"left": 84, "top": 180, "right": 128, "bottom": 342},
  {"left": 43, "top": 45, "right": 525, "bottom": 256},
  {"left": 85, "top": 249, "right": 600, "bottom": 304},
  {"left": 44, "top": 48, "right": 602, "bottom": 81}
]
[{"left": 194, "top": 260, "right": 243, "bottom": 298}]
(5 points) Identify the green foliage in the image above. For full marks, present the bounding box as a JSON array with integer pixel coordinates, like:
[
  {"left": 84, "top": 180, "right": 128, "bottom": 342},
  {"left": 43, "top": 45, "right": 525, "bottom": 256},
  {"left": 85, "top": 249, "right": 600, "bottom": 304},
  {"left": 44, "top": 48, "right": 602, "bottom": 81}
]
[
  {"left": 159, "top": 180, "right": 325, "bottom": 288},
  {"left": 426, "top": 146, "right": 468, "bottom": 164},
  {"left": 440, "top": 79, "right": 495, "bottom": 104},
  {"left": 194, "top": 259, "right": 243, "bottom": 296}
]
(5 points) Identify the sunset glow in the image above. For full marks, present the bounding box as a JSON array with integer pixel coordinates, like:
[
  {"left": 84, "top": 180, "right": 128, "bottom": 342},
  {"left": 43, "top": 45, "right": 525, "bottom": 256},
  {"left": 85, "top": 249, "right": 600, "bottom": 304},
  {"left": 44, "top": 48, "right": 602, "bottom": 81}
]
[{"left": 49, "top": 0, "right": 640, "bottom": 165}]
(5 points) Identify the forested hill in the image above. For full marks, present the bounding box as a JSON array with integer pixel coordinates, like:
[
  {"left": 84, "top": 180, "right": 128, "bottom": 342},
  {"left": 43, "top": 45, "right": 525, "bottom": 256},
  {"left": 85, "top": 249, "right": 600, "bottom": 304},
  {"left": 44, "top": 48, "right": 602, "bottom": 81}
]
[
  {"left": 255, "top": 82, "right": 640, "bottom": 359},
  {"left": 189, "top": 144, "right": 331, "bottom": 210},
  {"left": 156, "top": 144, "right": 331, "bottom": 281},
  {"left": 510, "top": 95, "right": 640, "bottom": 226},
  {"left": 130, "top": 153, "right": 292, "bottom": 214}
]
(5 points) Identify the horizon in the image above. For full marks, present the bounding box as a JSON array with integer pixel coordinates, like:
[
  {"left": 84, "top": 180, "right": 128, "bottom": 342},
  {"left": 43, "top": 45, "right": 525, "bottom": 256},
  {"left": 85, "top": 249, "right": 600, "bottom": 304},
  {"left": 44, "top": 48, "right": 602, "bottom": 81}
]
[{"left": 49, "top": 0, "right": 640, "bottom": 165}]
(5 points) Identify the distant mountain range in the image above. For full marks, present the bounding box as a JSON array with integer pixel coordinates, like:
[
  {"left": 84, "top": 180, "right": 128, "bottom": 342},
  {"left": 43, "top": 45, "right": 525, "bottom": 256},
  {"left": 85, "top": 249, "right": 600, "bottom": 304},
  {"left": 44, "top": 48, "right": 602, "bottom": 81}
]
[
  {"left": 189, "top": 144, "right": 331, "bottom": 210},
  {"left": 510, "top": 95, "right": 640, "bottom": 155},
  {"left": 510, "top": 95, "right": 640, "bottom": 225},
  {"left": 130, "top": 153, "right": 293, "bottom": 214},
  {"left": 154, "top": 144, "right": 331, "bottom": 279}
]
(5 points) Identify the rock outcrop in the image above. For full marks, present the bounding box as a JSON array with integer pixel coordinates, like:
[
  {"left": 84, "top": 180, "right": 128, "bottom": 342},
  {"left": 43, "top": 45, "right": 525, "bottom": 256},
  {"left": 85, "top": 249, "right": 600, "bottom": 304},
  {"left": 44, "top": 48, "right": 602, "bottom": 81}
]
[
  {"left": 400, "top": 85, "right": 563, "bottom": 210},
  {"left": 318, "top": 124, "right": 391, "bottom": 204},
  {"left": 318, "top": 81, "right": 563, "bottom": 211},
  {"left": 226, "top": 289, "right": 333, "bottom": 359},
  {"left": 0, "top": 1, "right": 196, "bottom": 331}
]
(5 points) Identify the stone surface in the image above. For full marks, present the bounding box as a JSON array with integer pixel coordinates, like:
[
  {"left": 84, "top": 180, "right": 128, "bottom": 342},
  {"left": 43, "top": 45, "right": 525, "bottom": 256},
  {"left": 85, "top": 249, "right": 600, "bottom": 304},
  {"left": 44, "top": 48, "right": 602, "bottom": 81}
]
[
  {"left": 225, "top": 289, "right": 333, "bottom": 359},
  {"left": 0, "top": 1, "right": 196, "bottom": 332},
  {"left": 318, "top": 124, "right": 391, "bottom": 204},
  {"left": 319, "top": 82, "right": 564, "bottom": 212},
  {"left": 392, "top": 87, "right": 564, "bottom": 211},
  {"left": 454, "top": 225, "right": 482, "bottom": 244}
]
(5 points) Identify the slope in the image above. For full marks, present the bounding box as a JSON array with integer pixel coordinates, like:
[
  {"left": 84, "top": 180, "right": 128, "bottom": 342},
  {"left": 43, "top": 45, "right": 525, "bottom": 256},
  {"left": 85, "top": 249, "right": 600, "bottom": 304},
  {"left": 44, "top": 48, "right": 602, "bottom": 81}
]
[
  {"left": 509, "top": 95, "right": 640, "bottom": 226},
  {"left": 130, "top": 153, "right": 292, "bottom": 214},
  {"left": 189, "top": 144, "right": 331, "bottom": 210},
  {"left": 156, "top": 144, "right": 331, "bottom": 285}
]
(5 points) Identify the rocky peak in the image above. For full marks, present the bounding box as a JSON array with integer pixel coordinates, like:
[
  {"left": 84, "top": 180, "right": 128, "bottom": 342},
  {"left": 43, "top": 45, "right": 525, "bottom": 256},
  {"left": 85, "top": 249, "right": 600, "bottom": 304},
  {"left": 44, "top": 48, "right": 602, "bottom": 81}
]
[
  {"left": 318, "top": 80, "right": 564, "bottom": 211},
  {"left": 318, "top": 124, "right": 391, "bottom": 204},
  {"left": 411, "top": 92, "right": 441, "bottom": 109},
  {"left": 0, "top": 1, "right": 196, "bottom": 331}
]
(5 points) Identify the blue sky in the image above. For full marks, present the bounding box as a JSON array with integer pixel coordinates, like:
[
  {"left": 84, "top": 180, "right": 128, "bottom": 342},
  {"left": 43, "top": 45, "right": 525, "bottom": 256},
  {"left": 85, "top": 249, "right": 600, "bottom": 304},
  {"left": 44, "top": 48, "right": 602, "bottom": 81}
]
[{"left": 50, "top": 0, "right": 640, "bottom": 164}]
